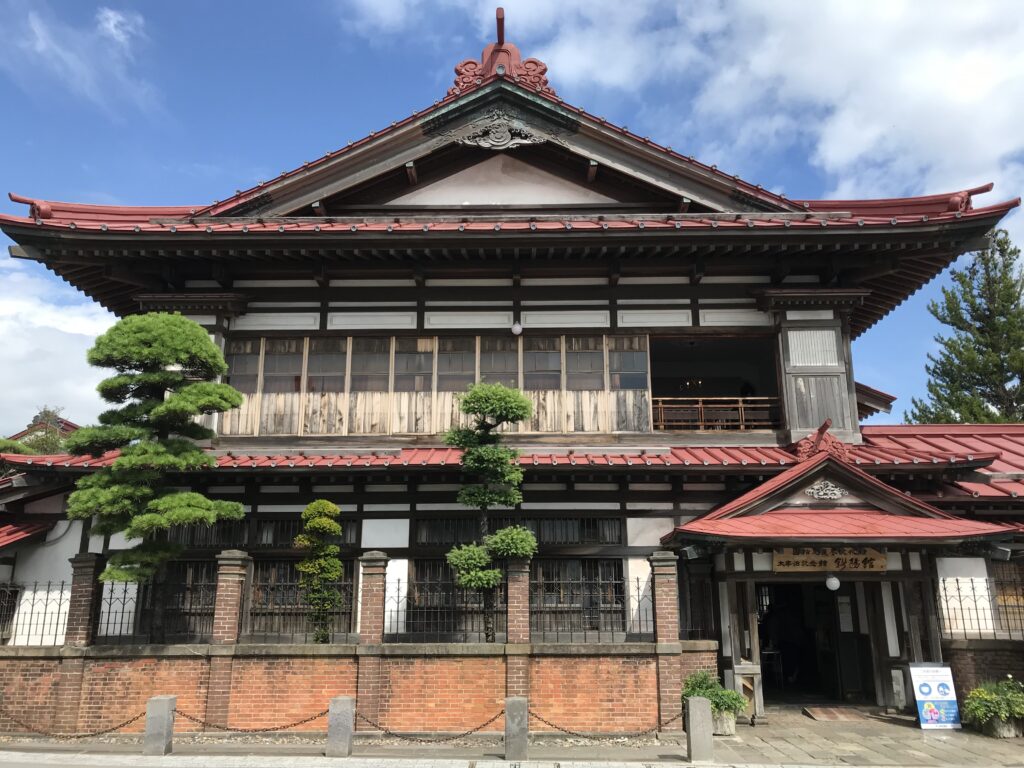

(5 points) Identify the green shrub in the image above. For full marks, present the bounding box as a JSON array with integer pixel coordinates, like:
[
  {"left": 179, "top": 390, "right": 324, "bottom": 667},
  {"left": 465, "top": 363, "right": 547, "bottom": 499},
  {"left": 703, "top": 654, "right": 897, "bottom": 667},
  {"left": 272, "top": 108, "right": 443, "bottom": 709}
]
[
  {"left": 294, "top": 499, "right": 344, "bottom": 643},
  {"left": 682, "top": 670, "right": 748, "bottom": 716},
  {"left": 963, "top": 676, "right": 1024, "bottom": 726},
  {"left": 485, "top": 525, "right": 539, "bottom": 559}
]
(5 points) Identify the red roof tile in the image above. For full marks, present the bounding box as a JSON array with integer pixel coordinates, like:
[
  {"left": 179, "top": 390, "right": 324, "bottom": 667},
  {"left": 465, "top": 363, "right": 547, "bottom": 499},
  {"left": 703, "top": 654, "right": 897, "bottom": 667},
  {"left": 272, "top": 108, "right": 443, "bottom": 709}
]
[
  {"left": 0, "top": 200, "right": 1016, "bottom": 237},
  {"left": 0, "top": 522, "right": 51, "bottom": 550},
  {"left": 680, "top": 508, "right": 1012, "bottom": 541},
  {"left": 0, "top": 445, "right": 799, "bottom": 471}
]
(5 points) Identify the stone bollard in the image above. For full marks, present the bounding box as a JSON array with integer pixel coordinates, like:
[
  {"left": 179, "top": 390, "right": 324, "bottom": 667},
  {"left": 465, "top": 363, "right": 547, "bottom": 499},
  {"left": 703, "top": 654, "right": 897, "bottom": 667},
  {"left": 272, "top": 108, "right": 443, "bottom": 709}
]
[
  {"left": 143, "top": 695, "right": 176, "bottom": 756},
  {"left": 505, "top": 696, "right": 528, "bottom": 761},
  {"left": 326, "top": 696, "right": 356, "bottom": 758},
  {"left": 684, "top": 696, "right": 713, "bottom": 763}
]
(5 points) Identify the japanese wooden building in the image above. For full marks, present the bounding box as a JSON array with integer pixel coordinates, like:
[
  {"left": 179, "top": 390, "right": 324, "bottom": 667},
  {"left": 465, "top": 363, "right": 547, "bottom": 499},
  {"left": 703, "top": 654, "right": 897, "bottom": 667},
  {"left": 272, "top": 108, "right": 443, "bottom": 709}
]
[{"left": 0, "top": 10, "right": 1021, "bottom": 734}]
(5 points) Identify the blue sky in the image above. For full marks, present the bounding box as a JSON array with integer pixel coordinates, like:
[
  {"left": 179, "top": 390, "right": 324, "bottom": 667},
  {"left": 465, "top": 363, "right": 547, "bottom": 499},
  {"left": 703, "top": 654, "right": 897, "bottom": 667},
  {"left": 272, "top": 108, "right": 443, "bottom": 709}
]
[{"left": 0, "top": 0, "right": 1021, "bottom": 435}]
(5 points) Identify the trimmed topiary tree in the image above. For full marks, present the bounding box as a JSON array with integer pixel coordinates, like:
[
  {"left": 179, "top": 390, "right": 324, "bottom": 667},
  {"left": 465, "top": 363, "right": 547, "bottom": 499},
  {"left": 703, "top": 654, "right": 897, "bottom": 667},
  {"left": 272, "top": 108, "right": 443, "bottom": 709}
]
[
  {"left": 294, "top": 499, "right": 344, "bottom": 644},
  {"left": 443, "top": 382, "right": 537, "bottom": 641},
  {"left": 64, "top": 313, "right": 245, "bottom": 581}
]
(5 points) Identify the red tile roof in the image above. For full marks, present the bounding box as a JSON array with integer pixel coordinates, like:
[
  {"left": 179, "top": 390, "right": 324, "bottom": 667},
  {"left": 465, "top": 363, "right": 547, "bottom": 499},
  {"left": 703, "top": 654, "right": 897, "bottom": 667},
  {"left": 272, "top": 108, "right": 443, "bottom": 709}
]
[
  {"left": 0, "top": 445, "right": 800, "bottom": 471},
  {"left": 664, "top": 450, "right": 1015, "bottom": 543},
  {"left": 1, "top": 198, "right": 1016, "bottom": 237},
  {"left": 860, "top": 424, "right": 1024, "bottom": 475},
  {"left": 680, "top": 508, "right": 1012, "bottom": 541},
  {"left": 0, "top": 522, "right": 51, "bottom": 550}
]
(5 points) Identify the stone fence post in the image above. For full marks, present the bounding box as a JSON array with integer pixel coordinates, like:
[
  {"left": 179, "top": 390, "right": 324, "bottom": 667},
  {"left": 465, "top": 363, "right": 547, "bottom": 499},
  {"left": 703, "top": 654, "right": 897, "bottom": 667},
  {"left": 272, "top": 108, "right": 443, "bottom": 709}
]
[
  {"left": 356, "top": 551, "right": 389, "bottom": 731},
  {"left": 650, "top": 550, "right": 683, "bottom": 731}
]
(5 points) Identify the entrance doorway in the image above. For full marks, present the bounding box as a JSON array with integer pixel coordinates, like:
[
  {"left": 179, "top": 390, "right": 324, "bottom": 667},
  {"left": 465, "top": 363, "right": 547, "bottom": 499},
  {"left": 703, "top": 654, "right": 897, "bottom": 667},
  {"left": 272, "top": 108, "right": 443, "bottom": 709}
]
[{"left": 756, "top": 582, "right": 875, "bottom": 703}]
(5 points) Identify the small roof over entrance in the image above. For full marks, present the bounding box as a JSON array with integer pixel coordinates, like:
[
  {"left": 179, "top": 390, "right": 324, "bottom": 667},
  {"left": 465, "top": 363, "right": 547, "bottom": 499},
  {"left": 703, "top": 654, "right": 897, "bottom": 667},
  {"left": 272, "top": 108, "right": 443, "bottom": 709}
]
[{"left": 662, "top": 451, "right": 1014, "bottom": 546}]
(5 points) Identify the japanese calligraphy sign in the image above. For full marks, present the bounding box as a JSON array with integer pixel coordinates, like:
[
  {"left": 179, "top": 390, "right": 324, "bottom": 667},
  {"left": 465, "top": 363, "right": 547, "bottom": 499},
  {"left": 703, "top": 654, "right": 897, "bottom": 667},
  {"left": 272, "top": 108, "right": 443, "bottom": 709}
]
[{"left": 772, "top": 547, "right": 887, "bottom": 573}]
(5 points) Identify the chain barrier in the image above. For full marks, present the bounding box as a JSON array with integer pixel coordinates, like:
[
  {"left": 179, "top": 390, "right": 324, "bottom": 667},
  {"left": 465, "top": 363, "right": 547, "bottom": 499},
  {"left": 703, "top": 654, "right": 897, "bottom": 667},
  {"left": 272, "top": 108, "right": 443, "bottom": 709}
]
[
  {"left": 529, "top": 708, "right": 683, "bottom": 739},
  {"left": 355, "top": 709, "right": 504, "bottom": 743},
  {"left": 173, "top": 707, "right": 328, "bottom": 733},
  {"left": 0, "top": 695, "right": 146, "bottom": 740}
]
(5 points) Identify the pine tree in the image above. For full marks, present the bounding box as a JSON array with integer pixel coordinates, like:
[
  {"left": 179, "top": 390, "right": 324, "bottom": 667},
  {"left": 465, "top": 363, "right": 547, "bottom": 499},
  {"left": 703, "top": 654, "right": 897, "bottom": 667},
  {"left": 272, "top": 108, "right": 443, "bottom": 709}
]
[
  {"left": 907, "top": 230, "right": 1024, "bottom": 423},
  {"left": 65, "top": 313, "right": 245, "bottom": 581},
  {"left": 443, "top": 382, "right": 537, "bottom": 641}
]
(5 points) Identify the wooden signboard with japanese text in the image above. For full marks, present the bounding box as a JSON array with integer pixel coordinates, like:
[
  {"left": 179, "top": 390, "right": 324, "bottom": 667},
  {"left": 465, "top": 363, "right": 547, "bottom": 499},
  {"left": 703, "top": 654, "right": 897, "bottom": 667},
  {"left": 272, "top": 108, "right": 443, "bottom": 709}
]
[{"left": 772, "top": 547, "right": 887, "bottom": 573}]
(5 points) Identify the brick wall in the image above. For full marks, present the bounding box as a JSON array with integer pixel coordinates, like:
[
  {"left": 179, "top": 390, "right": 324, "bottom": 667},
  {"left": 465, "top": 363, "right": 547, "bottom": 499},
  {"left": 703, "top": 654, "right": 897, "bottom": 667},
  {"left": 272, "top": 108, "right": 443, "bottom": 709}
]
[
  {"left": 379, "top": 656, "right": 507, "bottom": 731},
  {"left": 530, "top": 655, "right": 658, "bottom": 732},
  {"left": 0, "top": 657, "right": 61, "bottom": 733},
  {"left": 226, "top": 657, "right": 357, "bottom": 730},
  {"left": 78, "top": 657, "right": 211, "bottom": 733},
  {"left": 0, "top": 643, "right": 719, "bottom": 735},
  {"left": 944, "top": 640, "right": 1024, "bottom": 699}
]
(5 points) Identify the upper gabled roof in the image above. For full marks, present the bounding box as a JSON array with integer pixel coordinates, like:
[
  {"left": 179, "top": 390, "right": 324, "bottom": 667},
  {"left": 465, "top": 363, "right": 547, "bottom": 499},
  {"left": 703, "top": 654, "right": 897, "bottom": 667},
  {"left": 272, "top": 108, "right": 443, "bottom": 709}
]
[{"left": 2, "top": 11, "right": 1016, "bottom": 228}]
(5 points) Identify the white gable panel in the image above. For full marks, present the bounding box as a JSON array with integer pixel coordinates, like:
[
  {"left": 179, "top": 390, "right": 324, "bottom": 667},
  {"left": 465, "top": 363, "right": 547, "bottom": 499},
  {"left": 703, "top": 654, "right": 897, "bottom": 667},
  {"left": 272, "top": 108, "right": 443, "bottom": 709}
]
[{"left": 386, "top": 154, "right": 618, "bottom": 206}]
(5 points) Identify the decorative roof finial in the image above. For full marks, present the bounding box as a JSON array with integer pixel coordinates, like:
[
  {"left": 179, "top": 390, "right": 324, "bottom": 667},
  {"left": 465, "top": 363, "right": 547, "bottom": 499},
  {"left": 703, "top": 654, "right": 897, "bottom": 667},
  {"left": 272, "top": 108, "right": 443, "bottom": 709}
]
[
  {"left": 448, "top": 7, "right": 556, "bottom": 97},
  {"left": 792, "top": 419, "right": 853, "bottom": 463}
]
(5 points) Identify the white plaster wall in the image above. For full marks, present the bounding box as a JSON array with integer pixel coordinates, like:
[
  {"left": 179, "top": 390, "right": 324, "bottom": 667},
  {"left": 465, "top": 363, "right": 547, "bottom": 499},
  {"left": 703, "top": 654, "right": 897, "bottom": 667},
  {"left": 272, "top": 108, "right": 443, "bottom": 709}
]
[
  {"left": 383, "top": 558, "right": 409, "bottom": 635},
  {"left": 24, "top": 494, "right": 66, "bottom": 516},
  {"left": 935, "top": 556, "right": 995, "bottom": 636},
  {"left": 7, "top": 520, "right": 81, "bottom": 646},
  {"left": 625, "top": 557, "right": 653, "bottom": 632},
  {"left": 361, "top": 519, "right": 410, "bottom": 550},
  {"left": 387, "top": 154, "right": 618, "bottom": 206},
  {"left": 625, "top": 517, "right": 673, "bottom": 547}
]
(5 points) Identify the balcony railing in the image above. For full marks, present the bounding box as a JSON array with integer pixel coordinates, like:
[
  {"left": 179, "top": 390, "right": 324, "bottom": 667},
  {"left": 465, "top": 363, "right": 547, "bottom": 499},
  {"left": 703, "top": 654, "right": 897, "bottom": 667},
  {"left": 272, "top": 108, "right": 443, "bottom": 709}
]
[{"left": 652, "top": 396, "right": 782, "bottom": 431}]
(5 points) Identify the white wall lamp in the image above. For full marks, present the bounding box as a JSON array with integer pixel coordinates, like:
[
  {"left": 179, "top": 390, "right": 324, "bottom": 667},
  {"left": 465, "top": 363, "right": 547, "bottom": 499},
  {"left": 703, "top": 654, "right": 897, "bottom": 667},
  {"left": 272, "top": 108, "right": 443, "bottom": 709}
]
[
  {"left": 825, "top": 574, "right": 841, "bottom": 592},
  {"left": 510, "top": 321, "right": 523, "bottom": 336}
]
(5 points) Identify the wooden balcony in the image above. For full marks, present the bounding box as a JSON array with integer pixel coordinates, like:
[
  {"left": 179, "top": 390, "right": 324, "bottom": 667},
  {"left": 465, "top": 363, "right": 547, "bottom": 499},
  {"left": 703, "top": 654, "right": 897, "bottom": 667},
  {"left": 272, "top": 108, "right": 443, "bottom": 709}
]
[{"left": 652, "top": 396, "right": 782, "bottom": 432}]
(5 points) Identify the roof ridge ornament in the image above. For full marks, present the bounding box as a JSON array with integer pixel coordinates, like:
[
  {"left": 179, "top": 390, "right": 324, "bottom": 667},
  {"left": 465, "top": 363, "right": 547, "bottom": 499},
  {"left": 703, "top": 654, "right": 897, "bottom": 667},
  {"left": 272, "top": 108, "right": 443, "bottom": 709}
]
[
  {"left": 448, "top": 7, "right": 556, "bottom": 97},
  {"left": 792, "top": 419, "right": 853, "bottom": 463}
]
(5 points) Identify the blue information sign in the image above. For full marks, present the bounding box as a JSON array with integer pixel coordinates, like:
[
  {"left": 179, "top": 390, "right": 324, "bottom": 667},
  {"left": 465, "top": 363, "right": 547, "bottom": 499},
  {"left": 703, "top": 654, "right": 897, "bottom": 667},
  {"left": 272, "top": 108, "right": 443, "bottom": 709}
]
[{"left": 909, "top": 664, "right": 961, "bottom": 730}]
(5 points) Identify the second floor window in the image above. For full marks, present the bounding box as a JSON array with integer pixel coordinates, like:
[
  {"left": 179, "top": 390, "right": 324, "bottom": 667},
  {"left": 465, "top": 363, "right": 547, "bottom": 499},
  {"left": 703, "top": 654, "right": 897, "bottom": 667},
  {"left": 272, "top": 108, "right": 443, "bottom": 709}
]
[
  {"left": 394, "top": 338, "right": 434, "bottom": 392},
  {"left": 307, "top": 338, "right": 347, "bottom": 393},
  {"left": 262, "top": 339, "right": 303, "bottom": 393},
  {"left": 480, "top": 336, "right": 518, "bottom": 387},
  {"left": 524, "top": 336, "right": 561, "bottom": 390},
  {"left": 566, "top": 336, "right": 605, "bottom": 390},
  {"left": 225, "top": 339, "right": 259, "bottom": 394},
  {"left": 350, "top": 337, "right": 390, "bottom": 391}
]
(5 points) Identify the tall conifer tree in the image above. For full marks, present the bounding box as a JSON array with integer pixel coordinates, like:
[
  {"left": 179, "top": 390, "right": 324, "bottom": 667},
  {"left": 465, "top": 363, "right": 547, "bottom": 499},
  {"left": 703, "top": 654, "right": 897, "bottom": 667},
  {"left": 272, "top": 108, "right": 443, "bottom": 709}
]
[
  {"left": 65, "top": 313, "right": 245, "bottom": 581},
  {"left": 907, "top": 230, "right": 1024, "bottom": 423}
]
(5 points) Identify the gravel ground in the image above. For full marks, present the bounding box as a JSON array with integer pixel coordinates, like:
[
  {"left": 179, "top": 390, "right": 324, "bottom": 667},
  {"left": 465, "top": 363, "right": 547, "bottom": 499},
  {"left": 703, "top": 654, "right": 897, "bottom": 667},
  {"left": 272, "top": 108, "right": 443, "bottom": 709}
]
[{"left": 0, "top": 731, "right": 682, "bottom": 750}]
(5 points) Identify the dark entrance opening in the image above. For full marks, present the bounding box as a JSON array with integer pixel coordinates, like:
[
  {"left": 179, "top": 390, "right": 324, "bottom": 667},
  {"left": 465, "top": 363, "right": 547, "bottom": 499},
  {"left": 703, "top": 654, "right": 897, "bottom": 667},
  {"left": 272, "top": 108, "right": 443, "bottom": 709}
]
[{"left": 757, "top": 582, "right": 875, "bottom": 704}]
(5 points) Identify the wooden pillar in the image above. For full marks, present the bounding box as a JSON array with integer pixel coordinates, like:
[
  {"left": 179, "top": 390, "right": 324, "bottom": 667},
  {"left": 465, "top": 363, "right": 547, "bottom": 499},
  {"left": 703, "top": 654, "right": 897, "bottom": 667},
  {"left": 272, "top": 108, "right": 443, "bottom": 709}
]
[
  {"left": 505, "top": 557, "right": 531, "bottom": 698},
  {"left": 650, "top": 550, "right": 683, "bottom": 731},
  {"left": 64, "top": 553, "right": 105, "bottom": 647},
  {"left": 356, "top": 551, "right": 388, "bottom": 731}
]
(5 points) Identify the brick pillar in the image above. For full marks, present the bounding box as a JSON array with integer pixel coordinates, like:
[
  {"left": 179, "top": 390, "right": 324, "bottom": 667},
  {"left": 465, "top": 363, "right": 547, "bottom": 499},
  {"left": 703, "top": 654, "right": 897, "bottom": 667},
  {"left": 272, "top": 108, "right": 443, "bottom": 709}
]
[
  {"left": 205, "top": 550, "right": 250, "bottom": 729},
  {"left": 505, "top": 558, "right": 531, "bottom": 698},
  {"left": 649, "top": 550, "right": 683, "bottom": 731},
  {"left": 356, "top": 551, "right": 388, "bottom": 731},
  {"left": 65, "top": 553, "right": 105, "bottom": 647},
  {"left": 211, "top": 549, "right": 251, "bottom": 645}
]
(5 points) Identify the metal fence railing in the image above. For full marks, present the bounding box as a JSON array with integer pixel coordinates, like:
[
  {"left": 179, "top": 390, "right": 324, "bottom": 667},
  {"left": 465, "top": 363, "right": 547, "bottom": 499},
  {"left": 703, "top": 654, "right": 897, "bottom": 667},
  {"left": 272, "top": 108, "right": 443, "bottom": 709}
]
[
  {"left": 95, "top": 577, "right": 217, "bottom": 645},
  {"left": 243, "top": 580, "right": 356, "bottom": 643},
  {"left": 937, "top": 577, "right": 1024, "bottom": 641},
  {"left": 530, "top": 576, "right": 654, "bottom": 643},
  {"left": 0, "top": 582, "right": 70, "bottom": 646},
  {"left": 384, "top": 579, "right": 507, "bottom": 643}
]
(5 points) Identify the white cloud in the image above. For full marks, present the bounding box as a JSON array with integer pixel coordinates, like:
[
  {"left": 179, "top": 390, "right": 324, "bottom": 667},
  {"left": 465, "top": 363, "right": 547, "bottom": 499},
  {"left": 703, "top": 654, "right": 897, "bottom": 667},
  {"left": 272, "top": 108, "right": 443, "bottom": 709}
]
[
  {"left": 334, "top": 0, "right": 1024, "bottom": 236},
  {"left": 0, "top": 255, "right": 114, "bottom": 436},
  {"left": 0, "top": 1, "right": 157, "bottom": 114}
]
